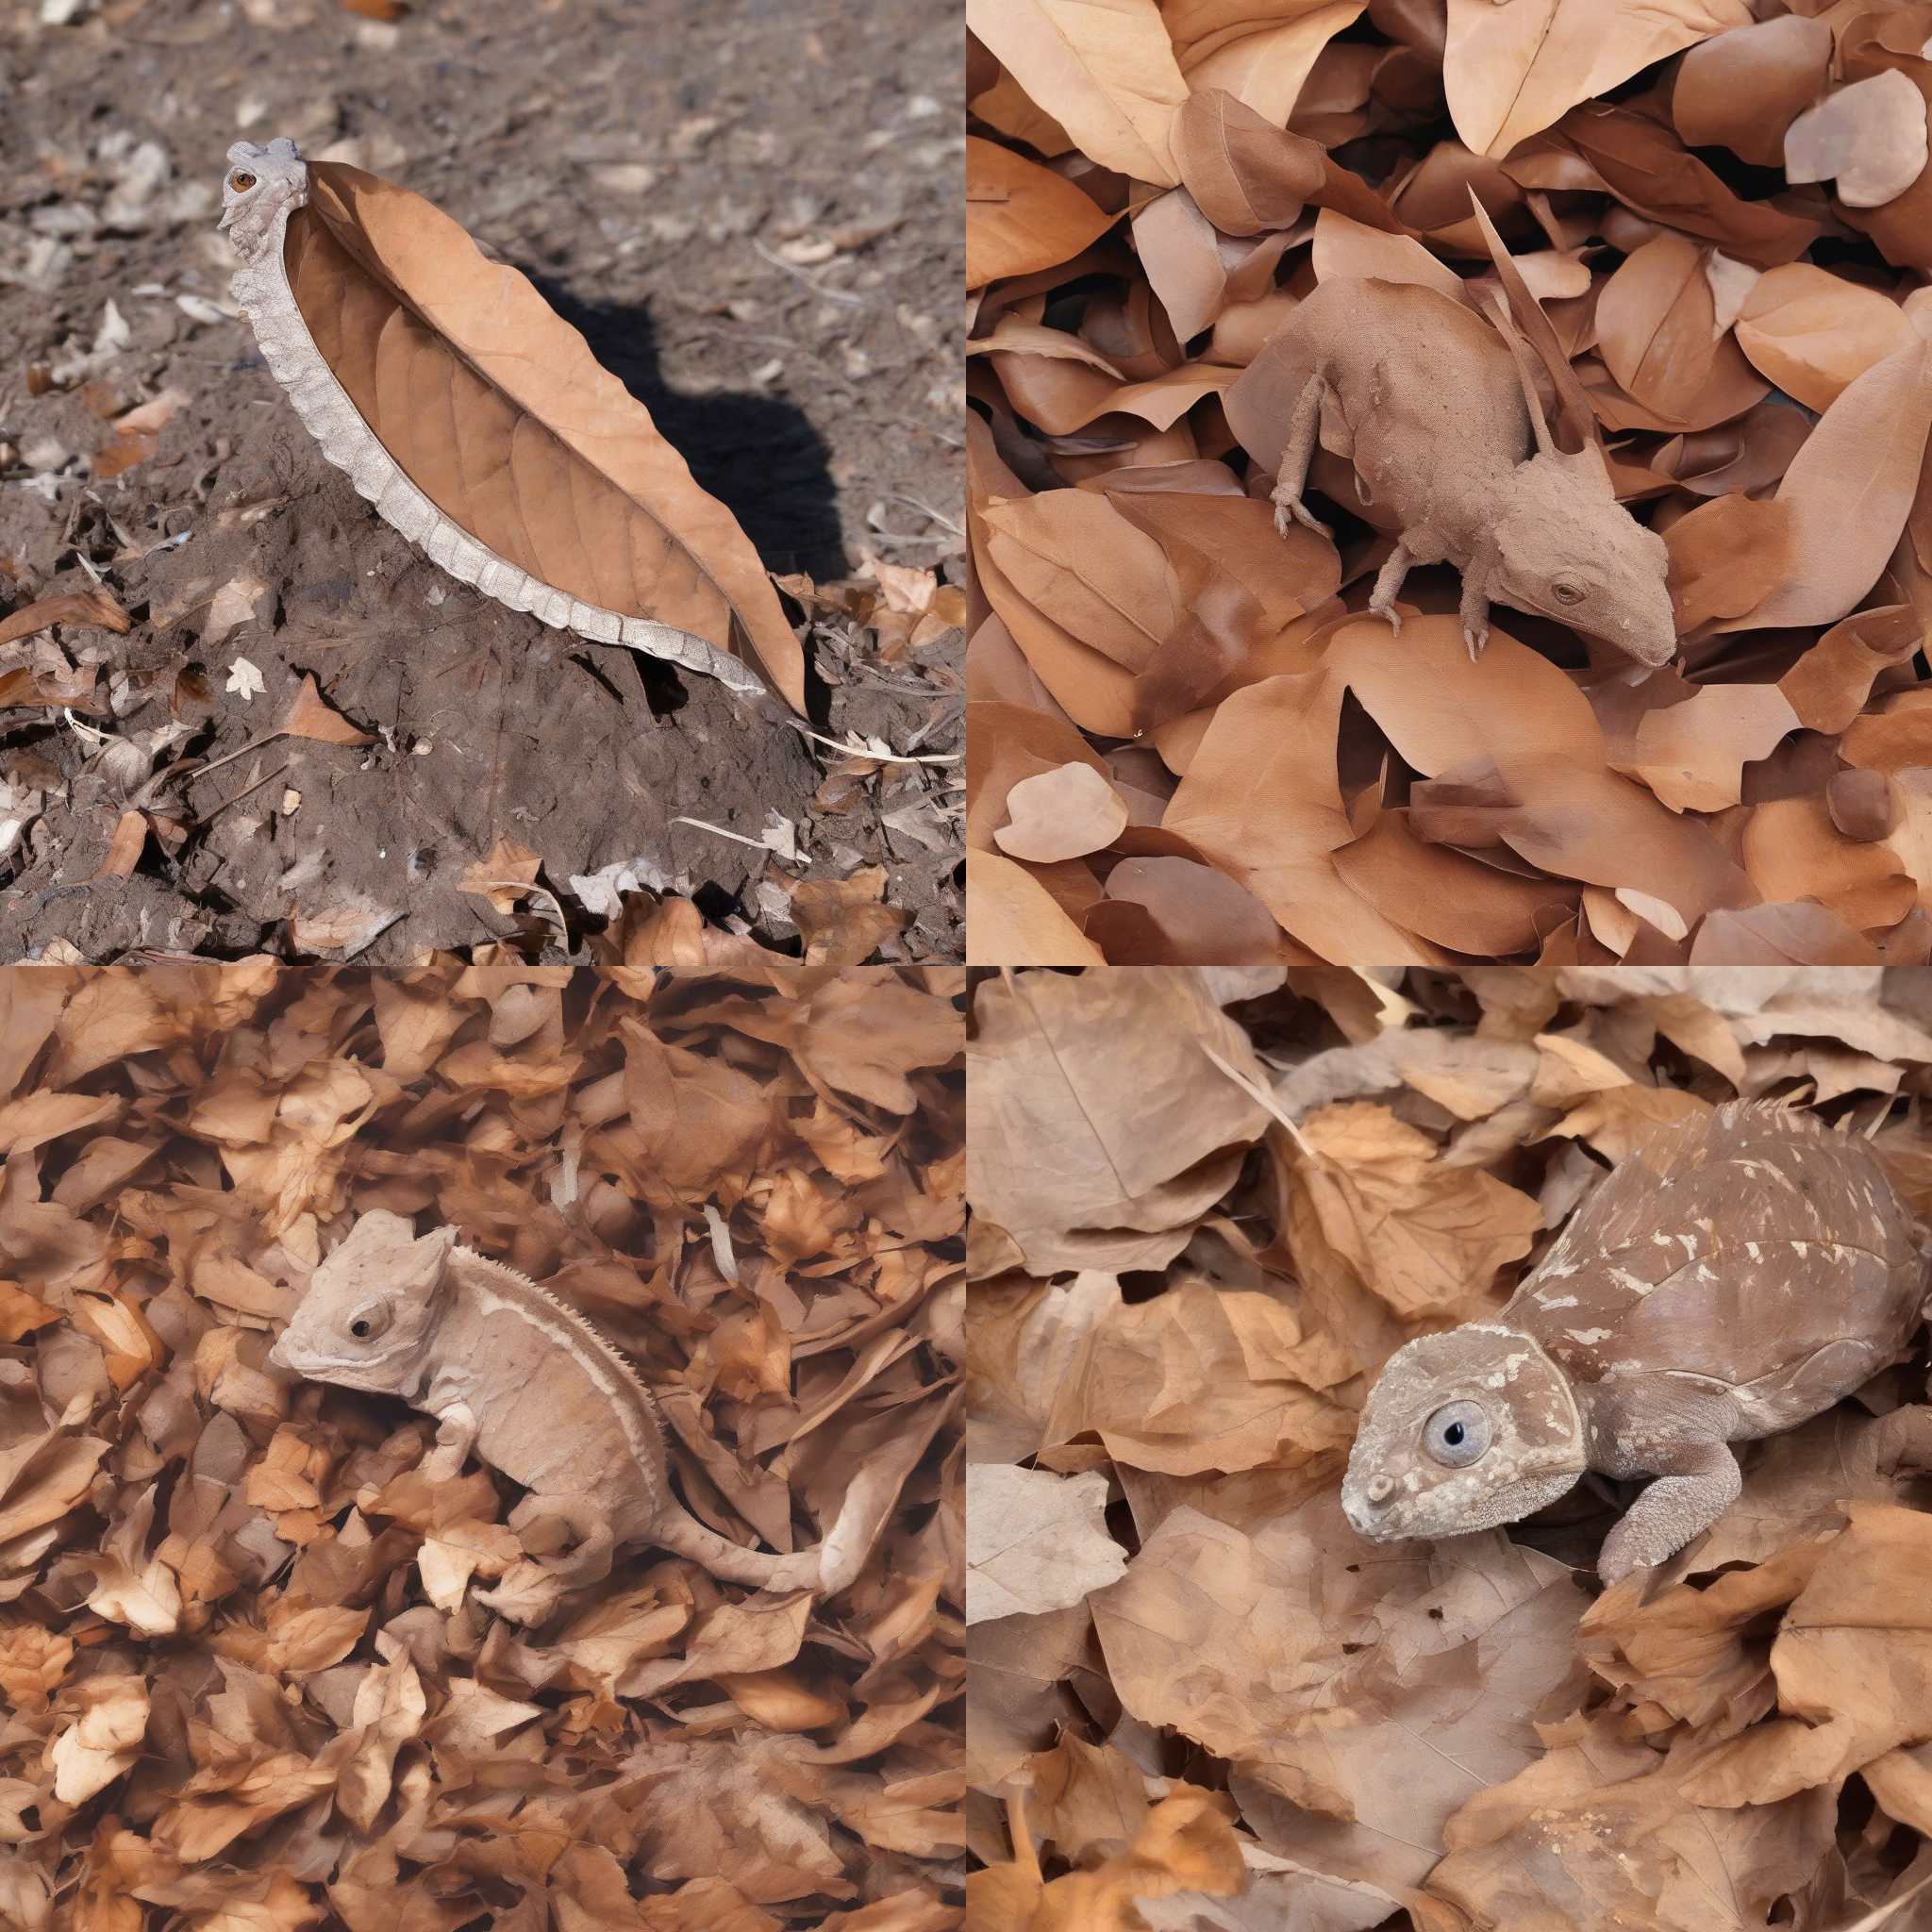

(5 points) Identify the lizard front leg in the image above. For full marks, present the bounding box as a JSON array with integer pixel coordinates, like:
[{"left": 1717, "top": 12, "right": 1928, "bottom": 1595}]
[
  {"left": 1597, "top": 1439, "right": 1740, "bottom": 1586},
  {"left": 1272, "top": 375, "right": 1332, "bottom": 541},
  {"left": 420, "top": 1402, "right": 478, "bottom": 1484},
  {"left": 1368, "top": 538, "right": 1413, "bottom": 635},
  {"left": 1459, "top": 541, "right": 1496, "bottom": 660}
]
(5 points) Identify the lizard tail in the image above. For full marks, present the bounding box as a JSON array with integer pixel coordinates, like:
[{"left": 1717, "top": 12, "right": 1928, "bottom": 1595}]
[{"left": 656, "top": 1484, "right": 872, "bottom": 1595}]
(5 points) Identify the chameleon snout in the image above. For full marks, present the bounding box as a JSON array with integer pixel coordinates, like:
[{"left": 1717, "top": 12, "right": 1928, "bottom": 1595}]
[{"left": 1341, "top": 1472, "right": 1397, "bottom": 1535}]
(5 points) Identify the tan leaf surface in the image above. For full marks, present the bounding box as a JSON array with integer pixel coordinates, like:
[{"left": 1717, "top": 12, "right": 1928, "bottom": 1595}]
[
  {"left": 1444, "top": 0, "right": 1752, "bottom": 160},
  {"left": 966, "top": 0, "right": 1190, "bottom": 187},
  {"left": 965, "top": 1463, "right": 1126, "bottom": 1621}
]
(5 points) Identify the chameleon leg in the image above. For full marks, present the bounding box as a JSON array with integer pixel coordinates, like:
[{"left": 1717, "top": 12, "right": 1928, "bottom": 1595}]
[
  {"left": 1368, "top": 539, "right": 1412, "bottom": 635},
  {"left": 1271, "top": 377, "right": 1332, "bottom": 541},
  {"left": 1459, "top": 544, "right": 1495, "bottom": 659},
  {"left": 1596, "top": 1440, "right": 1740, "bottom": 1586},
  {"left": 507, "top": 1492, "right": 616, "bottom": 1586},
  {"left": 419, "top": 1402, "right": 478, "bottom": 1484}
]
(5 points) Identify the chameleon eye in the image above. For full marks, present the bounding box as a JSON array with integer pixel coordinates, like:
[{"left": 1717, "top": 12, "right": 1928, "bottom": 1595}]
[
  {"left": 1422, "top": 1400, "right": 1490, "bottom": 1468},
  {"left": 229, "top": 170, "right": 258, "bottom": 192},
  {"left": 1553, "top": 581, "right": 1584, "bottom": 606},
  {"left": 346, "top": 1300, "right": 391, "bottom": 1342}
]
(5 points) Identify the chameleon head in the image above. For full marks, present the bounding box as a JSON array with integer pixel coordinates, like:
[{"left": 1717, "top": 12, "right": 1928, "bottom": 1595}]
[
  {"left": 1341, "top": 1324, "right": 1586, "bottom": 1543},
  {"left": 267, "top": 1210, "right": 455, "bottom": 1391},
  {"left": 219, "top": 138, "right": 309, "bottom": 264},
  {"left": 1491, "top": 447, "right": 1677, "bottom": 669}
]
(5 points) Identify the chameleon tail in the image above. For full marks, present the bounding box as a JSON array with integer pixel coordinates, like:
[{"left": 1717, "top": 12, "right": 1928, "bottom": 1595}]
[{"left": 657, "top": 1484, "right": 871, "bottom": 1595}]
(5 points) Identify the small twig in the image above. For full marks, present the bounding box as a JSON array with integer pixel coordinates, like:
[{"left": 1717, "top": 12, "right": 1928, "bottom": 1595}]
[
  {"left": 786, "top": 720, "right": 959, "bottom": 766},
  {"left": 1197, "top": 1040, "right": 1316, "bottom": 1160},
  {"left": 175, "top": 729, "right": 288, "bottom": 787},
  {"left": 751, "top": 239, "right": 870, "bottom": 308},
  {"left": 890, "top": 490, "right": 965, "bottom": 537},
  {"left": 192, "top": 761, "right": 289, "bottom": 827},
  {"left": 670, "top": 814, "right": 780, "bottom": 854}
]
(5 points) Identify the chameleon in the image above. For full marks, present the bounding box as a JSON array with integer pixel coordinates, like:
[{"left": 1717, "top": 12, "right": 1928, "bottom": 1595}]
[
  {"left": 1223, "top": 275, "right": 1678, "bottom": 668},
  {"left": 1341, "top": 1102, "right": 1932, "bottom": 1585},
  {"left": 267, "top": 1212, "right": 867, "bottom": 1604}
]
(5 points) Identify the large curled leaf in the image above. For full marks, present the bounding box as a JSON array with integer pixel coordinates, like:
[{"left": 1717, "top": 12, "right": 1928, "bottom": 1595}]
[{"left": 284, "top": 161, "right": 806, "bottom": 709}]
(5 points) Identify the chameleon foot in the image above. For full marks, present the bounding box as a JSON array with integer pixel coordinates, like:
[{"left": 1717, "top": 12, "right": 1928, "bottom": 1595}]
[
  {"left": 1272, "top": 491, "right": 1331, "bottom": 541},
  {"left": 1464, "top": 623, "right": 1489, "bottom": 661},
  {"left": 1371, "top": 602, "right": 1403, "bottom": 636}
]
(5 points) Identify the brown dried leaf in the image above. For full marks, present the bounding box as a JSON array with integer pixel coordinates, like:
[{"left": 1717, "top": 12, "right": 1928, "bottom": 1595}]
[
  {"left": 1673, "top": 14, "right": 1833, "bottom": 168},
  {"left": 1785, "top": 71, "right": 1930, "bottom": 209},
  {"left": 965, "top": 0, "right": 1189, "bottom": 186},
  {"left": 1165, "top": 0, "right": 1365, "bottom": 126},
  {"left": 967, "top": 136, "right": 1116, "bottom": 289},
  {"left": 1734, "top": 263, "right": 1918, "bottom": 411},
  {"left": 279, "top": 672, "right": 375, "bottom": 745},
  {"left": 1444, "top": 0, "right": 1752, "bottom": 160},
  {"left": 966, "top": 966, "right": 1270, "bottom": 1275},
  {"left": 992, "top": 759, "right": 1129, "bottom": 862},
  {"left": 293, "top": 160, "right": 804, "bottom": 708}
]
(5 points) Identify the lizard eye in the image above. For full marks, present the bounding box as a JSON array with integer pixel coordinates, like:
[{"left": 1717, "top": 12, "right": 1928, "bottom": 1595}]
[
  {"left": 346, "top": 1300, "right": 391, "bottom": 1342},
  {"left": 1553, "top": 580, "right": 1585, "bottom": 607},
  {"left": 229, "top": 170, "right": 258, "bottom": 192},
  {"left": 1422, "top": 1400, "right": 1490, "bottom": 1468}
]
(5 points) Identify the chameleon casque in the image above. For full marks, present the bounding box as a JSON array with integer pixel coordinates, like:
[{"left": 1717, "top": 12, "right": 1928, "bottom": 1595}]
[
  {"left": 1341, "top": 1103, "right": 1932, "bottom": 1585},
  {"left": 269, "top": 1213, "right": 867, "bottom": 1607},
  {"left": 1224, "top": 275, "right": 1678, "bottom": 669}
]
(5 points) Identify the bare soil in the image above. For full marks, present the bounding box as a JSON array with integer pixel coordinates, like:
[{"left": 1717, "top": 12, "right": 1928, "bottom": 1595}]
[{"left": 1, "top": 0, "right": 964, "bottom": 963}]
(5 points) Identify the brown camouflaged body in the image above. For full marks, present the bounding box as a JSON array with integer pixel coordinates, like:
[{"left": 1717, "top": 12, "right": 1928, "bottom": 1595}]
[{"left": 1505, "top": 1103, "right": 1929, "bottom": 1435}]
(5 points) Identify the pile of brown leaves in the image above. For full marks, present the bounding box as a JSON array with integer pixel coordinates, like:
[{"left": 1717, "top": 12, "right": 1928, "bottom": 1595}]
[
  {"left": 966, "top": 3, "right": 1932, "bottom": 968},
  {"left": 966, "top": 962, "right": 1932, "bottom": 1930},
  {"left": 0, "top": 951, "right": 964, "bottom": 1927}
]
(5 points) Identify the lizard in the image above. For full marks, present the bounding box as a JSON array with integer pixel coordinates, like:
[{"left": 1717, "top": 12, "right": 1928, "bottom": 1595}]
[
  {"left": 267, "top": 1211, "right": 867, "bottom": 1606},
  {"left": 1222, "top": 275, "right": 1678, "bottom": 668},
  {"left": 1340, "top": 1101, "right": 1932, "bottom": 1585}
]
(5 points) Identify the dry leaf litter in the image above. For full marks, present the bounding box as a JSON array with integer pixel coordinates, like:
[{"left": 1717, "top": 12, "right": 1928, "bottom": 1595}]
[
  {"left": 966, "top": 961, "right": 1932, "bottom": 1931},
  {"left": 0, "top": 956, "right": 964, "bottom": 1926},
  {"left": 966, "top": 0, "right": 1932, "bottom": 970},
  {"left": 3, "top": 0, "right": 963, "bottom": 965}
]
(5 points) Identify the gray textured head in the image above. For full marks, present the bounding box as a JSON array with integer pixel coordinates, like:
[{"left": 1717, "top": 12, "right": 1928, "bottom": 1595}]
[
  {"left": 1341, "top": 1324, "right": 1586, "bottom": 1544},
  {"left": 267, "top": 1211, "right": 456, "bottom": 1391},
  {"left": 220, "top": 138, "right": 309, "bottom": 262}
]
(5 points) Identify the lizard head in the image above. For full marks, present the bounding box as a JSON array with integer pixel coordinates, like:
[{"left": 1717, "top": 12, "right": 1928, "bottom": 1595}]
[
  {"left": 268, "top": 1210, "right": 455, "bottom": 1391},
  {"left": 1491, "top": 448, "right": 1677, "bottom": 668},
  {"left": 1341, "top": 1324, "right": 1585, "bottom": 1544},
  {"left": 219, "top": 138, "right": 308, "bottom": 264}
]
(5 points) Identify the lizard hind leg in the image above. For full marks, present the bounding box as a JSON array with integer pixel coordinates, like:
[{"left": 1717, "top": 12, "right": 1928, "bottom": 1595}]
[
  {"left": 506, "top": 1491, "right": 616, "bottom": 1588},
  {"left": 1368, "top": 539, "right": 1413, "bottom": 636},
  {"left": 1271, "top": 375, "right": 1333, "bottom": 541}
]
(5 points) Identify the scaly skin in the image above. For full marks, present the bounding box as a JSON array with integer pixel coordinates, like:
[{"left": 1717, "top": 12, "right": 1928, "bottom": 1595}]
[
  {"left": 1342, "top": 1104, "right": 1931, "bottom": 1584},
  {"left": 269, "top": 1212, "right": 867, "bottom": 1610}
]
